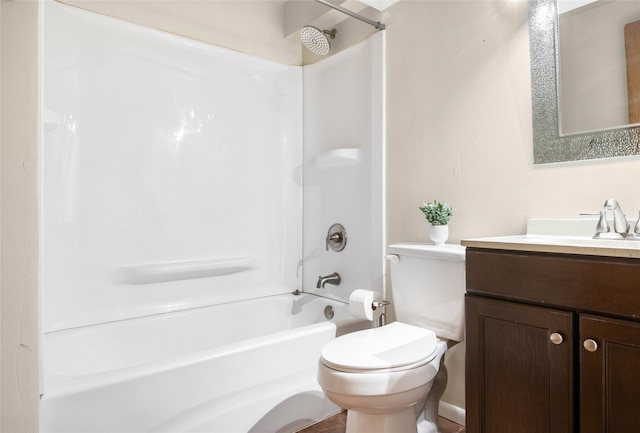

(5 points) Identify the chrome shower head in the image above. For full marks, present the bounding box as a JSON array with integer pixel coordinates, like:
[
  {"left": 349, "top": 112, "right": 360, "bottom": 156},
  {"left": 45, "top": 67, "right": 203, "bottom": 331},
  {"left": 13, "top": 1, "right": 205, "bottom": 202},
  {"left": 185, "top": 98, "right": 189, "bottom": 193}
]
[{"left": 300, "top": 26, "right": 336, "bottom": 56}]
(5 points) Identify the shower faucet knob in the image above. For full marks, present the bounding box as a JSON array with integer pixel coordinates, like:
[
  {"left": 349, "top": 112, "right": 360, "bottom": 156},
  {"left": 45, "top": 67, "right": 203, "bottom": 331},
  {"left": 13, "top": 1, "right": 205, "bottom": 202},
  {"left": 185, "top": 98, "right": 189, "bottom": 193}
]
[
  {"left": 326, "top": 233, "right": 342, "bottom": 250},
  {"left": 325, "top": 223, "right": 347, "bottom": 252}
]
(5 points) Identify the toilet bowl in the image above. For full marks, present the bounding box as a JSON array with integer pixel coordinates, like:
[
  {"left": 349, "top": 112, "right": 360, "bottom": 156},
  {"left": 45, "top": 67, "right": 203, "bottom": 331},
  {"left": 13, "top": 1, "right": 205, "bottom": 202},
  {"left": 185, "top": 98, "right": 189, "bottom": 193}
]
[
  {"left": 317, "top": 243, "right": 466, "bottom": 433},
  {"left": 317, "top": 322, "right": 447, "bottom": 433}
]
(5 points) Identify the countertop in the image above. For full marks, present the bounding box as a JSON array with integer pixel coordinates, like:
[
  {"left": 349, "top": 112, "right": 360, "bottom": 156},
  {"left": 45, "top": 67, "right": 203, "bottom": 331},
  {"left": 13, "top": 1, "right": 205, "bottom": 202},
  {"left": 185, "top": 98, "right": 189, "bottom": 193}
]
[{"left": 461, "top": 235, "right": 640, "bottom": 259}]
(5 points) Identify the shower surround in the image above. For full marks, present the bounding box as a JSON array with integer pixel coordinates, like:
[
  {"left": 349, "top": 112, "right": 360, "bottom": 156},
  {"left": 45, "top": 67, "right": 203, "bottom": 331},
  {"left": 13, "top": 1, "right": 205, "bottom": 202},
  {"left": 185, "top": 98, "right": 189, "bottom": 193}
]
[{"left": 40, "top": 2, "right": 384, "bottom": 431}]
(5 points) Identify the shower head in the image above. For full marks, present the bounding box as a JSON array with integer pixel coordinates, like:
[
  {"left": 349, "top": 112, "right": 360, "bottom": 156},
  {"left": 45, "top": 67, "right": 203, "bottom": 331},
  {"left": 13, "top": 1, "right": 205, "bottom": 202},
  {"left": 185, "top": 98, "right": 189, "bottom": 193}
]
[{"left": 300, "top": 26, "right": 336, "bottom": 56}]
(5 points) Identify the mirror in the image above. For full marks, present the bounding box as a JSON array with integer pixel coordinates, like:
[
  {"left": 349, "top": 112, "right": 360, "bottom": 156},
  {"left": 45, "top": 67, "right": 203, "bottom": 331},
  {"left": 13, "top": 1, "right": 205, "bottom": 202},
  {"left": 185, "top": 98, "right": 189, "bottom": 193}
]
[
  {"left": 529, "top": 0, "right": 640, "bottom": 164},
  {"left": 559, "top": 1, "right": 640, "bottom": 135}
]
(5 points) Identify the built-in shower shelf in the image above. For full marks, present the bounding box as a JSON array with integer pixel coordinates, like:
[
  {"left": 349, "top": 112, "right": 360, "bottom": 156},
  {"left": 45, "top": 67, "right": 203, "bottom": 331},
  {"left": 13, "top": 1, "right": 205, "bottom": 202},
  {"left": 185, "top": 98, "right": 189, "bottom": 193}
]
[
  {"left": 117, "top": 256, "right": 256, "bottom": 284},
  {"left": 314, "top": 148, "right": 362, "bottom": 169},
  {"left": 43, "top": 108, "right": 61, "bottom": 133}
]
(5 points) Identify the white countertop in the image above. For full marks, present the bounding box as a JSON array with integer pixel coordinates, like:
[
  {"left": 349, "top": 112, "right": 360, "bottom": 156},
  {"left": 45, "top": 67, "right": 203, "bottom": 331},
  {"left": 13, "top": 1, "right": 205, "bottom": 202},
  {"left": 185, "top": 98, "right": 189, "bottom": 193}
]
[{"left": 461, "top": 234, "right": 640, "bottom": 259}]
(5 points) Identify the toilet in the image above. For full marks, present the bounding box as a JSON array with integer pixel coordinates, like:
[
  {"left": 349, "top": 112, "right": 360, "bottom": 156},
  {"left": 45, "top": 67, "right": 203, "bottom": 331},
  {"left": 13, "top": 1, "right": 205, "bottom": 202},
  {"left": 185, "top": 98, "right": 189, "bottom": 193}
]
[{"left": 317, "top": 242, "right": 466, "bottom": 433}]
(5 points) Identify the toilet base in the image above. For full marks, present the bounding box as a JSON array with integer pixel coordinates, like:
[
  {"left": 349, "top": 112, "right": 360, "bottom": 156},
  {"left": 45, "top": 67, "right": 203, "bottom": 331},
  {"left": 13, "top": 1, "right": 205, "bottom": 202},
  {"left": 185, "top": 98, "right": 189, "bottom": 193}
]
[
  {"left": 416, "top": 418, "right": 438, "bottom": 433},
  {"left": 346, "top": 407, "right": 417, "bottom": 433}
]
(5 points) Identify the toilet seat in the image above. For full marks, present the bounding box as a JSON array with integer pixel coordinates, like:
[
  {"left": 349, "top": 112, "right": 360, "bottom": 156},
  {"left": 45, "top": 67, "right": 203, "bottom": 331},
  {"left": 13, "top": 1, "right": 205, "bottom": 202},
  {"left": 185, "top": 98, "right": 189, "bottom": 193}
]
[{"left": 320, "top": 322, "right": 438, "bottom": 373}]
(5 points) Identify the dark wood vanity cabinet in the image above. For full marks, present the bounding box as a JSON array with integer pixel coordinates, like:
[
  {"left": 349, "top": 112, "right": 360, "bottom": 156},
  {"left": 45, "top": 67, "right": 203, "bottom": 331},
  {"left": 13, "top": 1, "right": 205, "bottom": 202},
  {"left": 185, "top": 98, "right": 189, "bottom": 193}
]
[
  {"left": 579, "top": 315, "right": 640, "bottom": 432},
  {"left": 465, "top": 248, "right": 640, "bottom": 433},
  {"left": 466, "top": 296, "right": 574, "bottom": 433}
]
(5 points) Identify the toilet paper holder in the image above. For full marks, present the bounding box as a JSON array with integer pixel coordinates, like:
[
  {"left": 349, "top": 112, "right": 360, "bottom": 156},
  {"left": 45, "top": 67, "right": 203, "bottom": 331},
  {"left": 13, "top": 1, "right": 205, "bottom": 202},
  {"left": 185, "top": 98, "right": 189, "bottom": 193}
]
[
  {"left": 371, "top": 300, "right": 390, "bottom": 310},
  {"left": 349, "top": 289, "right": 390, "bottom": 327},
  {"left": 373, "top": 299, "right": 390, "bottom": 327}
]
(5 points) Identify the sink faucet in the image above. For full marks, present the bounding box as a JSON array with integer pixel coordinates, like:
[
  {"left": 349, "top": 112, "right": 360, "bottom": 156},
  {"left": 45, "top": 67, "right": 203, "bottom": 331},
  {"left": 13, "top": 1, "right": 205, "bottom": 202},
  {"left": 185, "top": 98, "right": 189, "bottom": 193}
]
[
  {"left": 594, "top": 198, "right": 640, "bottom": 239},
  {"left": 316, "top": 272, "right": 341, "bottom": 289},
  {"left": 603, "top": 198, "right": 629, "bottom": 234}
]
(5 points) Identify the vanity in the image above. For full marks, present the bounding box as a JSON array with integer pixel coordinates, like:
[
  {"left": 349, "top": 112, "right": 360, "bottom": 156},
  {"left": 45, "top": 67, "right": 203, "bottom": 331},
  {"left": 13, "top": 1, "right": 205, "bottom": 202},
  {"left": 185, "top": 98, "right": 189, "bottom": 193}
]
[
  {"left": 461, "top": 0, "right": 640, "bottom": 427},
  {"left": 462, "top": 233, "right": 640, "bottom": 433}
]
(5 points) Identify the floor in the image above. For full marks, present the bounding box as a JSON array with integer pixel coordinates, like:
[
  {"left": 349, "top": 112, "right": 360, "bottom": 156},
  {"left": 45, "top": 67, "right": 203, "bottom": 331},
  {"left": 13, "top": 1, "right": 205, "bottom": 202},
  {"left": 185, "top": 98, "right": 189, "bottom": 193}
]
[{"left": 297, "top": 411, "right": 466, "bottom": 433}]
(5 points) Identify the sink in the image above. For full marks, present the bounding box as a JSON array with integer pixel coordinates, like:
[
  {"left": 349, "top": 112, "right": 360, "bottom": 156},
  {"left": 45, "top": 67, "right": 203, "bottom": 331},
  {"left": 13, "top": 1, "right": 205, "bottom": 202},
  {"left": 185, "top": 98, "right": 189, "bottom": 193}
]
[{"left": 526, "top": 217, "right": 602, "bottom": 237}]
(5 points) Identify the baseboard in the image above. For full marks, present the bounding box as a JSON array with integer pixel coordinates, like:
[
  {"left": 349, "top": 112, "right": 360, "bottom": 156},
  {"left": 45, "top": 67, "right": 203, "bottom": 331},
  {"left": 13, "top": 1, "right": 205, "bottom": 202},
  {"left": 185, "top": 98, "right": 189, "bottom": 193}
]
[{"left": 439, "top": 401, "right": 465, "bottom": 426}]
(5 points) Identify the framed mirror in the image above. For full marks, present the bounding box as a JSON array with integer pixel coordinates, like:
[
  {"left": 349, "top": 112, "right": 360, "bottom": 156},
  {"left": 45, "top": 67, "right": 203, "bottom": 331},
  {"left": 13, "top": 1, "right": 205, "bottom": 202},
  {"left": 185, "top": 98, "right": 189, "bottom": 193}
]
[{"left": 529, "top": 0, "right": 640, "bottom": 164}]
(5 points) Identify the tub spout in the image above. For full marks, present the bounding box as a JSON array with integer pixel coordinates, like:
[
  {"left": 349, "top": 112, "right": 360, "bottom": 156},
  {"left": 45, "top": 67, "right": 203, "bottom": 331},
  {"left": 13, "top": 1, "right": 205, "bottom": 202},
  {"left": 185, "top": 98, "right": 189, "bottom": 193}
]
[{"left": 316, "top": 272, "right": 341, "bottom": 289}]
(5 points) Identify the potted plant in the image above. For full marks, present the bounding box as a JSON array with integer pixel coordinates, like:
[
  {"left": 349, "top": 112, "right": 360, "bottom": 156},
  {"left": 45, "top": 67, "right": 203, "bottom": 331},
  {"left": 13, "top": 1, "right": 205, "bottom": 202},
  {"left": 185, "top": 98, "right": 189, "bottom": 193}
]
[{"left": 419, "top": 200, "right": 454, "bottom": 245}]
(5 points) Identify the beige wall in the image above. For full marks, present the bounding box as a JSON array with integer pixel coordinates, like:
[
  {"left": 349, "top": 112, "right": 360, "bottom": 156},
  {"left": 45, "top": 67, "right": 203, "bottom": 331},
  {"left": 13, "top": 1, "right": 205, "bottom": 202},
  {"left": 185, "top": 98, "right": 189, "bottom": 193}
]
[
  {"left": 386, "top": 0, "right": 640, "bottom": 248},
  {"left": 61, "top": 0, "right": 381, "bottom": 66},
  {"left": 5, "top": 0, "right": 640, "bottom": 428},
  {"left": 63, "top": 0, "right": 303, "bottom": 65},
  {"left": 1, "top": 0, "right": 40, "bottom": 431}
]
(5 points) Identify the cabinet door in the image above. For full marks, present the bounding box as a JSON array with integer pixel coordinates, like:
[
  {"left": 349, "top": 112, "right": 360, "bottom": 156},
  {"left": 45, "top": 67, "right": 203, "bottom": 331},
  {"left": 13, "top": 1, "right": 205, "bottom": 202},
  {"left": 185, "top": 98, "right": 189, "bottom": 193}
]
[
  {"left": 466, "top": 295, "right": 574, "bottom": 433},
  {"left": 580, "top": 315, "right": 640, "bottom": 433}
]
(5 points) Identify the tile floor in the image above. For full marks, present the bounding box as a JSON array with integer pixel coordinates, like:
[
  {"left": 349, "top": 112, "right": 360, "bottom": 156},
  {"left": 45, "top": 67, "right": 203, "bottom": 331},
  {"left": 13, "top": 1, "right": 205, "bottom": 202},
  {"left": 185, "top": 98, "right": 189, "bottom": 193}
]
[{"left": 297, "top": 411, "right": 466, "bottom": 433}]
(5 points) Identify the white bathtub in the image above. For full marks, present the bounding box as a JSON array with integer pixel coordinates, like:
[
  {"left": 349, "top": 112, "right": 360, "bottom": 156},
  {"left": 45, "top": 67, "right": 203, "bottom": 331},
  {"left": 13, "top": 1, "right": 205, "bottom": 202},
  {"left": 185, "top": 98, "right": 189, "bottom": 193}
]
[{"left": 40, "top": 293, "right": 368, "bottom": 433}]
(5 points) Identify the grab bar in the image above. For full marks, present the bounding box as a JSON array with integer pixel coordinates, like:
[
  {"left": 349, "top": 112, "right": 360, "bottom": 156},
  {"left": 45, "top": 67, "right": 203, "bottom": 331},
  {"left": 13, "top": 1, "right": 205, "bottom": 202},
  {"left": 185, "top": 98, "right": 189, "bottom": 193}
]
[{"left": 116, "top": 256, "right": 256, "bottom": 285}]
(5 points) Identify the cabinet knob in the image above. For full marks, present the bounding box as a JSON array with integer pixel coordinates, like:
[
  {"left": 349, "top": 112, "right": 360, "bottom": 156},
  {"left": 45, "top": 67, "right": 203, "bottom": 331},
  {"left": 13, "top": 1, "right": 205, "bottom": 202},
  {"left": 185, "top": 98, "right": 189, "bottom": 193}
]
[
  {"left": 550, "top": 332, "right": 564, "bottom": 345},
  {"left": 583, "top": 339, "right": 599, "bottom": 352}
]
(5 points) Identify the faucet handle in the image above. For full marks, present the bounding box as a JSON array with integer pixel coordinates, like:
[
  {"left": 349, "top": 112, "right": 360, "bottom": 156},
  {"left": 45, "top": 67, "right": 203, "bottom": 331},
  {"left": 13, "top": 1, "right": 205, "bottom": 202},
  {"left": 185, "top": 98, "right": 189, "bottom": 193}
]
[
  {"left": 595, "top": 209, "right": 610, "bottom": 234},
  {"left": 634, "top": 211, "right": 640, "bottom": 235},
  {"left": 603, "top": 198, "right": 629, "bottom": 234},
  {"left": 325, "top": 223, "right": 347, "bottom": 252},
  {"left": 325, "top": 232, "right": 342, "bottom": 250}
]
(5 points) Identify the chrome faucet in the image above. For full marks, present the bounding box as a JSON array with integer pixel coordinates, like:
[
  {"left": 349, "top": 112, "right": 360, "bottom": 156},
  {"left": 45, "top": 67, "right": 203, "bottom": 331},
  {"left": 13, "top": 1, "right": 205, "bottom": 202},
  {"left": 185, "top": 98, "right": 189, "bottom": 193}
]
[
  {"left": 593, "top": 198, "right": 640, "bottom": 239},
  {"left": 316, "top": 272, "right": 341, "bottom": 289},
  {"left": 603, "top": 198, "right": 629, "bottom": 234}
]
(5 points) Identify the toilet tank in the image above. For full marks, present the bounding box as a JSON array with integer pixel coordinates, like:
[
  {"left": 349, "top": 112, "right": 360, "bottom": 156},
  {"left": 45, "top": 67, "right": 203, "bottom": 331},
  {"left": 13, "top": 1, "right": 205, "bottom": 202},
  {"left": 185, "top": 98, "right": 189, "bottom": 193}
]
[{"left": 387, "top": 242, "right": 466, "bottom": 341}]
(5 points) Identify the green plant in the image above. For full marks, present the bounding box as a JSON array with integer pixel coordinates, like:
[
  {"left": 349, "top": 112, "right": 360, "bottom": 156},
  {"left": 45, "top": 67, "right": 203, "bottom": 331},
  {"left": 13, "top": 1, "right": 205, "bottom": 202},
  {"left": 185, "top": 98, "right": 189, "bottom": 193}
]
[{"left": 419, "top": 200, "right": 454, "bottom": 226}]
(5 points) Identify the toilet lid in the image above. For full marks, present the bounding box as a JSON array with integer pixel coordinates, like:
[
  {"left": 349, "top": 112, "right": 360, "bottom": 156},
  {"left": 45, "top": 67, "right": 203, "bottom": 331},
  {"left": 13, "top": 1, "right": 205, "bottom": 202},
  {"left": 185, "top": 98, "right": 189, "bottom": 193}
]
[{"left": 321, "top": 322, "right": 438, "bottom": 371}]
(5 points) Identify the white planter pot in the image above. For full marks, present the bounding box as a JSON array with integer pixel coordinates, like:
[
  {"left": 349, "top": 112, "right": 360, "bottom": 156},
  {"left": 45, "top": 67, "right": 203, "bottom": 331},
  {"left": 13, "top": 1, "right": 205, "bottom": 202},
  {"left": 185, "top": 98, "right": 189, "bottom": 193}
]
[{"left": 428, "top": 224, "right": 449, "bottom": 246}]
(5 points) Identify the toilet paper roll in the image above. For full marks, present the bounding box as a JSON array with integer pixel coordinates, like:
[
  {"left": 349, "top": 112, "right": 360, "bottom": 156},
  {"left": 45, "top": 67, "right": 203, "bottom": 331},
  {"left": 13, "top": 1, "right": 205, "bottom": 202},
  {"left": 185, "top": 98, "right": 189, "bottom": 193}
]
[{"left": 349, "top": 289, "right": 384, "bottom": 321}]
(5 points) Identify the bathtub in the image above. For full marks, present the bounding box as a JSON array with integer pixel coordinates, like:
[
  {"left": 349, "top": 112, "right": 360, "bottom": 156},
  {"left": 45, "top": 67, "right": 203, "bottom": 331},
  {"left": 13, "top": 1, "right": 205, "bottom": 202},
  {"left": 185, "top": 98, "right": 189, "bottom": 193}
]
[{"left": 40, "top": 293, "right": 368, "bottom": 433}]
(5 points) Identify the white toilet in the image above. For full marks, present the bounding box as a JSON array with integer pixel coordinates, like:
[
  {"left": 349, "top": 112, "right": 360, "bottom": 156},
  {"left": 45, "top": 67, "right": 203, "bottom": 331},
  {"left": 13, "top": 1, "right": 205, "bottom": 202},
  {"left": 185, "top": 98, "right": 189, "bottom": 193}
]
[{"left": 317, "top": 242, "right": 466, "bottom": 433}]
